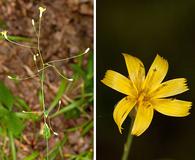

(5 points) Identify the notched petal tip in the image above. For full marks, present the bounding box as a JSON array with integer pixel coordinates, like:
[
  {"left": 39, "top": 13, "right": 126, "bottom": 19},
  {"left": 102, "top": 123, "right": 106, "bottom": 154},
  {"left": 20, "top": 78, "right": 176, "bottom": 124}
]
[
  {"left": 153, "top": 99, "right": 192, "bottom": 117},
  {"left": 183, "top": 78, "right": 190, "bottom": 90},
  {"left": 155, "top": 54, "right": 169, "bottom": 67},
  {"left": 122, "top": 53, "right": 139, "bottom": 61},
  {"left": 144, "top": 54, "right": 169, "bottom": 90},
  {"left": 150, "top": 77, "right": 190, "bottom": 98}
]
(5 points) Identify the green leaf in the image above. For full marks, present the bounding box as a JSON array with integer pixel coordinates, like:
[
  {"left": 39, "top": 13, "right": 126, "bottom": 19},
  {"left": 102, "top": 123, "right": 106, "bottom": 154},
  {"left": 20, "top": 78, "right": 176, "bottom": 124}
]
[
  {"left": 44, "top": 110, "right": 49, "bottom": 118},
  {"left": 23, "top": 151, "right": 39, "bottom": 160},
  {"left": 0, "top": 127, "right": 3, "bottom": 136},
  {"left": 0, "top": 104, "right": 9, "bottom": 118},
  {"left": 3, "top": 112, "right": 24, "bottom": 137},
  {"left": 15, "top": 97, "right": 30, "bottom": 111},
  {"left": 0, "top": 20, "right": 6, "bottom": 29},
  {"left": 0, "top": 35, "right": 31, "bottom": 42},
  {"left": 43, "top": 123, "right": 51, "bottom": 139},
  {"left": 64, "top": 108, "right": 80, "bottom": 119},
  {"left": 71, "top": 64, "right": 86, "bottom": 79},
  {"left": 81, "top": 120, "right": 93, "bottom": 136},
  {"left": 8, "top": 130, "right": 16, "bottom": 160},
  {"left": 47, "top": 135, "right": 67, "bottom": 160},
  {"left": 48, "top": 80, "right": 67, "bottom": 113},
  {"left": 15, "top": 112, "right": 40, "bottom": 121},
  {"left": 86, "top": 52, "right": 93, "bottom": 80},
  {"left": 50, "top": 99, "right": 84, "bottom": 118},
  {"left": 0, "top": 81, "right": 14, "bottom": 110}
]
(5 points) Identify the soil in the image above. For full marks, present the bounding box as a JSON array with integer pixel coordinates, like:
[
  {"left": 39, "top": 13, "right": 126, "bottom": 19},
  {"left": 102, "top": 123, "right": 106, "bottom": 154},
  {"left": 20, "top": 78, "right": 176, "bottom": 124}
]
[{"left": 0, "top": 0, "right": 93, "bottom": 159}]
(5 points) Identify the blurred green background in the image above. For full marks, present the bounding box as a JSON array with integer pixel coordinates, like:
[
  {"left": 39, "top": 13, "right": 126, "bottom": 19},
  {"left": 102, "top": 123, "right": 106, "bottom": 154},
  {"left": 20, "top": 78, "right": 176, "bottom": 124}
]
[{"left": 97, "top": 0, "right": 195, "bottom": 160}]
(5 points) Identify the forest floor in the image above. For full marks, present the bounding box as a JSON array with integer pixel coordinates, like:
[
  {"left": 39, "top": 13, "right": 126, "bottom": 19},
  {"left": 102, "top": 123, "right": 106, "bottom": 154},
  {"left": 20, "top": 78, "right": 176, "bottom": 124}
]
[{"left": 0, "top": 0, "right": 93, "bottom": 159}]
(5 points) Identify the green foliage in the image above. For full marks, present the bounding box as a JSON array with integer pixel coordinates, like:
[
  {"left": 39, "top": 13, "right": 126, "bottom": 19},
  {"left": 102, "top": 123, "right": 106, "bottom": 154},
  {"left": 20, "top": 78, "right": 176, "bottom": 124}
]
[
  {"left": 15, "top": 97, "right": 30, "bottom": 111},
  {"left": 64, "top": 108, "right": 80, "bottom": 119},
  {"left": 71, "top": 52, "right": 93, "bottom": 93},
  {"left": 46, "top": 52, "right": 93, "bottom": 120},
  {"left": 43, "top": 123, "right": 51, "bottom": 139},
  {"left": 50, "top": 99, "right": 85, "bottom": 118},
  {"left": 67, "top": 150, "right": 93, "bottom": 160},
  {"left": 81, "top": 120, "right": 93, "bottom": 136},
  {"left": 8, "top": 130, "right": 16, "bottom": 160},
  {"left": 3, "top": 112, "right": 24, "bottom": 137},
  {"left": 0, "top": 19, "right": 7, "bottom": 29},
  {"left": 0, "top": 81, "right": 14, "bottom": 111},
  {"left": 0, "top": 4, "right": 93, "bottom": 159},
  {"left": 47, "top": 135, "right": 67, "bottom": 160},
  {"left": 0, "top": 81, "right": 37, "bottom": 137},
  {"left": 0, "top": 82, "right": 23, "bottom": 137},
  {"left": 0, "top": 50, "right": 93, "bottom": 159},
  {"left": 57, "top": 52, "right": 93, "bottom": 120},
  {"left": 23, "top": 151, "right": 39, "bottom": 160},
  {"left": 48, "top": 79, "right": 67, "bottom": 113},
  {"left": 0, "top": 34, "right": 31, "bottom": 42}
]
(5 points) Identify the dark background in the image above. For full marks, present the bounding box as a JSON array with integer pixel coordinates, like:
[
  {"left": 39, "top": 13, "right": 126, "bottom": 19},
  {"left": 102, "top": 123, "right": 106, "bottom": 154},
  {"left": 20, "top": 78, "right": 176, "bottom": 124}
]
[{"left": 97, "top": 0, "right": 195, "bottom": 160}]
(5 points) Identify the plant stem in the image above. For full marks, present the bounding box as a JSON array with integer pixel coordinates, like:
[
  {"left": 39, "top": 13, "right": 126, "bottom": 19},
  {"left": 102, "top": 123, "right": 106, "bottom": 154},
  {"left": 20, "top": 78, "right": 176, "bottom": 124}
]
[
  {"left": 8, "top": 131, "right": 16, "bottom": 160},
  {"left": 121, "top": 120, "right": 134, "bottom": 160},
  {"left": 37, "top": 14, "right": 49, "bottom": 160}
]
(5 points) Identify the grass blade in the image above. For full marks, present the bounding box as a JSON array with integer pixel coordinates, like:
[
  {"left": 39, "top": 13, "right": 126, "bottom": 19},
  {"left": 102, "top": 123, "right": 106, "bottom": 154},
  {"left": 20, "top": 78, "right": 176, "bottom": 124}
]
[
  {"left": 48, "top": 80, "right": 67, "bottom": 113},
  {"left": 8, "top": 131, "right": 16, "bottom": 160},
  {"left": 23, "top": 152, "right": 39, "bottom": 160},
  {"left": 50, "top": 99, "right": 84, "bottom": 118}
]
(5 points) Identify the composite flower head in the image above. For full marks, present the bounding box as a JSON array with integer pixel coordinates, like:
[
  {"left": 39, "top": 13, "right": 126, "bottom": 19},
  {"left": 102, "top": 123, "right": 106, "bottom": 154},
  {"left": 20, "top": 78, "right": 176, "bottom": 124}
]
[{"left": 101, "top": 54, "right": 191, "bottom": 136}]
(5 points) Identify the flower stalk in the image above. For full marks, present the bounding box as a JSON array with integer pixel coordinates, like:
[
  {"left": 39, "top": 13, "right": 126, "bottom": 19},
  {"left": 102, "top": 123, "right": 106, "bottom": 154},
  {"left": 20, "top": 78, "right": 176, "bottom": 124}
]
[{"left": 122, "top": 119, "right": 134, "bottom": 160}]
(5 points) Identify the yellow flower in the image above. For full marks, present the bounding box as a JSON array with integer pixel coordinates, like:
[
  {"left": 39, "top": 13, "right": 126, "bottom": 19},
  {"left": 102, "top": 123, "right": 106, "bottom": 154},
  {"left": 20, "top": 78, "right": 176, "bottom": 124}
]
[
  {"left": 39, "top": 6, "right": 46, "bottom": 18},
  {"left": 0, "top": 30, "right": 8, "bottom": 39},
  {"left": 101, "top": 54, "right": 191, "bottom": 136}
]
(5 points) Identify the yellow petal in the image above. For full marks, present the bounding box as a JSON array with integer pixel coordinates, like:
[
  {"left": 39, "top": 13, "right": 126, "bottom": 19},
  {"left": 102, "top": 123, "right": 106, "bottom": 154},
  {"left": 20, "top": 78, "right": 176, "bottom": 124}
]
[
  {"left": 151, "top": 99, "right": 192, "bottom": 117},
  {"left": 144, "top": 54, "right": 168, "bottom": 91},
  {"left": 149, "top": 78, "right": 189, "bottom": 98},
  {"left": 122, "top": 53, "right": 145, "bottom": 91},
  {"left": 131, "top": 105, "right": 154, "bottom": 136},
  {"left": 101, "top": 70, "right": 137, "bottom": 96},
  {"left": 113, "top": 97, "right": 136, "bottom": 133}
]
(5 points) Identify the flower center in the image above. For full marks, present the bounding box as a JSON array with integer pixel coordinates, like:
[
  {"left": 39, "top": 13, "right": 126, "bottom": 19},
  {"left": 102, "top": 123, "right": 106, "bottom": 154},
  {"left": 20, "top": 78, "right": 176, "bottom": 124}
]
[{"left": 137, "top": 90, "right": 148, "bottom": 105}]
